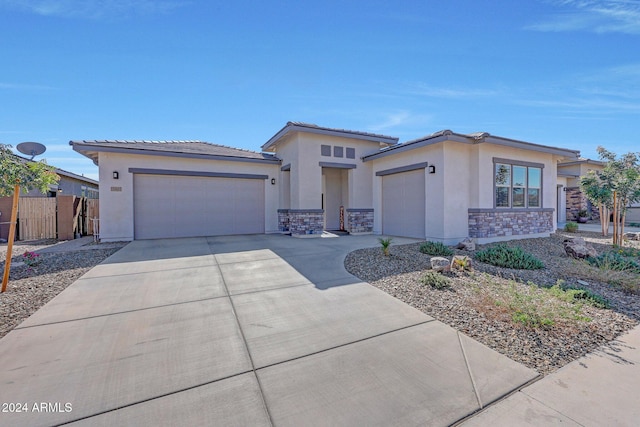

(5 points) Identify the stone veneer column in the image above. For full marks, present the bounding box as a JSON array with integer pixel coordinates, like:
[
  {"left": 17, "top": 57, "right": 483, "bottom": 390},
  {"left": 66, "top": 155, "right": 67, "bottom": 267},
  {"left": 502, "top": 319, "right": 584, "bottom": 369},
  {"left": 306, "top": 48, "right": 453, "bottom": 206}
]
[
  {"left": 287, "top": 209, "right": 324, "bottom": 237},
  {"left": 277, "top": 209, "right": 290, "bottom": 232},
  {"left": 565, "top": 187, "right": 588, "bottom": 221},
  {"left": 346, "top": 208, "right": 374, "bottom": 234},
  {"left": 468, "top": 208, "right": 554, "bottom": 239}
]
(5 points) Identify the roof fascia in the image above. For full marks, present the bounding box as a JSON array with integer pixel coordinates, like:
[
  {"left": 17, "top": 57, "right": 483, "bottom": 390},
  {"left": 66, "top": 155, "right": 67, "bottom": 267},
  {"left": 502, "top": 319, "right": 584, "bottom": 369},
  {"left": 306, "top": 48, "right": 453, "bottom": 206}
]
[
  {"left": 71, "top": 143, "right": 281, "bottom": 165},
  {"left": 558, "top": 159, "right": 604, "bottom": 167},
  {"left": 262, "top": 123, "right": 398, "bottom": 151},
  {"left": 483, "top": 136, "right": 579, "bottom": 158},
  {"left": 362, "top": 134, "right": 466, "bottom": 162}
]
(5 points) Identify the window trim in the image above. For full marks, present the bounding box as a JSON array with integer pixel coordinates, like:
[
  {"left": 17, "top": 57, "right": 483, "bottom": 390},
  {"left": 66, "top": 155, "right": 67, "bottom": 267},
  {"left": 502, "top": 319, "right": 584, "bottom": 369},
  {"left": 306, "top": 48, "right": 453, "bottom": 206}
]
[{"left": 493, "top": 158, "right": 544, "bottom": 209}]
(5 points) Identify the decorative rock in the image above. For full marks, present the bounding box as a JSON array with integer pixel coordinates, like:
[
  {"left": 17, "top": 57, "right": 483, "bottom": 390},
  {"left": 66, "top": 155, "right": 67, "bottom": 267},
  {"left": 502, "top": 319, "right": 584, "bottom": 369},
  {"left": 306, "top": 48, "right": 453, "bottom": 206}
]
[
  {"left": 563, "top": 237, "right": 597, "bottom": 259},
  {"left": 451, "top": 255, "right": 472, "bottom": 271},
  {"left": 623, "top": 232, "right": 640, "bottom": 241},
  {"left": 456, "top": 237, "right": 476, "bottom": 251},
  {"left": 430, "top": 257, "right": 451, "bottom": 272},
  {"left": 577, "top": 279, "right": 589, "bottom": 287}
]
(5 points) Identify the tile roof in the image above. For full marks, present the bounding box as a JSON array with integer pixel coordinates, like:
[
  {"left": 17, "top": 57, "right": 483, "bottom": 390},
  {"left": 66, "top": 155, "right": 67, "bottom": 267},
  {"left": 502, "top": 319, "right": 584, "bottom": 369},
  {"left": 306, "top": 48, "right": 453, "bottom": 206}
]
[
  {"left": 287, "top": 122, "right": 399, "bottom": 141},
  {"left": 71, "top": 140, "right": 278, "bottom": 161},
  {"left": 262, "top": 122, "right": 399, "bottom": 151},
  {"left": 362, "top": 130, "right": 580, "bottom": 161}
]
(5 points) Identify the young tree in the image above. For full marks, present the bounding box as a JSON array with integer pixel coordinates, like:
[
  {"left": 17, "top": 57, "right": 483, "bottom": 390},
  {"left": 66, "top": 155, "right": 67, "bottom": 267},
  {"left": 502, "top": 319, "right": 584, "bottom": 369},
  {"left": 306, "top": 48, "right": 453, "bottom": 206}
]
[
  {"left": 580, "top": 147, "right": 640, "bottom": 246},
  {"left": 1, "top": 144, "right": 59, "bottom": 292},
  {"left": 581, "top": 170, "right": 611, "bottom": 236}
]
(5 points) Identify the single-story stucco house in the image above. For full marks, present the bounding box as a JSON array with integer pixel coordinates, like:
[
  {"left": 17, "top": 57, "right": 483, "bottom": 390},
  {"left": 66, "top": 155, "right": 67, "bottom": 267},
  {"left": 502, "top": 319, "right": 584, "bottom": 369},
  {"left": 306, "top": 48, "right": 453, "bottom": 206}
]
[{"left": 71, "top": 122, "right": 580, "bottom": 244}]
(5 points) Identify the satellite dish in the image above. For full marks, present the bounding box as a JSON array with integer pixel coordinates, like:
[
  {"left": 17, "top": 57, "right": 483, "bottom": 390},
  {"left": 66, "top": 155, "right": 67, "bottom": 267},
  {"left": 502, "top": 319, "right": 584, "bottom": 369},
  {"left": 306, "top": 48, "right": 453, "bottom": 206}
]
[{"left": 17, "top": 141, "right": 46, "bottom": 159}]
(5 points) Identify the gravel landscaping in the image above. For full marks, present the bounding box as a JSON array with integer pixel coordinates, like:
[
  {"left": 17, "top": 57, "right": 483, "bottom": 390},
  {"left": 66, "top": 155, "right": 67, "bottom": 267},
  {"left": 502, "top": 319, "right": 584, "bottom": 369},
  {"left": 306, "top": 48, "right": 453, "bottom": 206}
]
[
  {"left": 345, "top": 230, "right": 640, "bottom": 375},
  {"left": 0, "top": 239, "right": 127, "bottom": 339}
]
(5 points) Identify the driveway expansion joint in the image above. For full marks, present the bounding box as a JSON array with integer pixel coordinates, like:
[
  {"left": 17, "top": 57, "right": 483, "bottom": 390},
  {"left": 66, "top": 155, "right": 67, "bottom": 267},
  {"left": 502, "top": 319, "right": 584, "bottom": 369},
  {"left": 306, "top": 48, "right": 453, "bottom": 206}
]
[
  {"left": 215, "top": 260, "right": 276, "bottom": 427},
  {"left": 13, "top": 294, "right": 231, "bottom": 330}
]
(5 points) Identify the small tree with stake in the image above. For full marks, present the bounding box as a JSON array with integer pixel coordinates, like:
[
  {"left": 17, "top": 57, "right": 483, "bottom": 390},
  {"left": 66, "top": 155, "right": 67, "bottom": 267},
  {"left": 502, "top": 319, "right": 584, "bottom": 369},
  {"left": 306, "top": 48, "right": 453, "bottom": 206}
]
[
  {"left": 580, "top": 147, "right": 640, "bottom": 246},
  {"left": 1, "top": 144, "right": 59, "bottom": 292}
]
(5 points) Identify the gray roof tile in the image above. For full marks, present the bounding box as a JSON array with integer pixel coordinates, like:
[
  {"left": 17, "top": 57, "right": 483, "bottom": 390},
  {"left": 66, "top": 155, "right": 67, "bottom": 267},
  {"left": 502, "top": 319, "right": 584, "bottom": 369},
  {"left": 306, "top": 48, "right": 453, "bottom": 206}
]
[{"left": 71, "top": 140, "right": 277, "bottom": 161}]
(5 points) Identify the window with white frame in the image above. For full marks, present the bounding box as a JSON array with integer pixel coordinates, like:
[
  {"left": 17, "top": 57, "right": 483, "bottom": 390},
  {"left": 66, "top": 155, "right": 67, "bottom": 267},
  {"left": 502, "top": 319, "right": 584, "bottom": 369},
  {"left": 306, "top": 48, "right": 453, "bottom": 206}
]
[{"left": 494, "top": 160, "right": 542, "bottom": 208}]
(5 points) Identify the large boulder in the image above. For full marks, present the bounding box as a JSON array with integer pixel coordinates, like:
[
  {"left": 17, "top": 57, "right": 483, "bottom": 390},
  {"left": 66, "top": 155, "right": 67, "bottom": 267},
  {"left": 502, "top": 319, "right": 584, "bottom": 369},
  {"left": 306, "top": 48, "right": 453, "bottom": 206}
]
[
  {"left": 456, "top": 237, "right": 476, "bottom": 251},
  {"left": 430, "top": 257, "right": 451, "bottom": 272},
  {"left": 563, "top": 237, "right": 597, "bottom": 259}
]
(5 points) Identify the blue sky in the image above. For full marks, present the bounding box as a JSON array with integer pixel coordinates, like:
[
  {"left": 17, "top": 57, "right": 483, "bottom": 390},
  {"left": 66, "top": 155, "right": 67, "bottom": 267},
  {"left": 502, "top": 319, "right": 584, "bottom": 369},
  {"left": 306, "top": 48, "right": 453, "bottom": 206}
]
[{"left": 1, "top": 0, "right": 639, "bottom": 180}]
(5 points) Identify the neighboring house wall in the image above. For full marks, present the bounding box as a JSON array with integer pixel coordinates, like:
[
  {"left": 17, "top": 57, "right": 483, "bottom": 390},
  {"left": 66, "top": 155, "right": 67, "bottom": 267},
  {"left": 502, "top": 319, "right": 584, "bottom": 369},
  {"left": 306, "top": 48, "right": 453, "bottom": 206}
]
[
  {"left": 21, "top": 176, "right": 99, "bottom": 198},
  {"left": 97, "top": 151, "right": 279, "bottom": 241}
]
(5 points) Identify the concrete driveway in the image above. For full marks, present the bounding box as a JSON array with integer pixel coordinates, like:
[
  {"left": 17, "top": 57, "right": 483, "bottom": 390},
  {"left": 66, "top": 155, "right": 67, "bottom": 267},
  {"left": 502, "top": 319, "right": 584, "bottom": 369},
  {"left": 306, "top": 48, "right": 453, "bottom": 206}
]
[{"left": 0, "top": 234, "right": 537, "bottom": 426}]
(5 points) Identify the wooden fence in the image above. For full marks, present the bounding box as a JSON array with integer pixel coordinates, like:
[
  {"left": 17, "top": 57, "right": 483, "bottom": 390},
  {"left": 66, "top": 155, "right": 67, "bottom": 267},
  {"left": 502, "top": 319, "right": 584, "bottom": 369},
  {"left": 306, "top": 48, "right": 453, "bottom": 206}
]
[
  {"left": 18, "top": 198, "right": 57, "bottom": 240},
  {"left": 86, "top": 199, "right": 99, "bottom": 235}
]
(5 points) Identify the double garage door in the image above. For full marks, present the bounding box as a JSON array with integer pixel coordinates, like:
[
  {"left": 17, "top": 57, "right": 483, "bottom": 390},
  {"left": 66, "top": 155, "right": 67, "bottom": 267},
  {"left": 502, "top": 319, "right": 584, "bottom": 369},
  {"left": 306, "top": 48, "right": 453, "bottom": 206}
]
[
  {"left": 381, "top": 168, "right": 426, "bottom": 239},
  {"left": 133, "top": 173, "right": 265, "bottom": 239}
]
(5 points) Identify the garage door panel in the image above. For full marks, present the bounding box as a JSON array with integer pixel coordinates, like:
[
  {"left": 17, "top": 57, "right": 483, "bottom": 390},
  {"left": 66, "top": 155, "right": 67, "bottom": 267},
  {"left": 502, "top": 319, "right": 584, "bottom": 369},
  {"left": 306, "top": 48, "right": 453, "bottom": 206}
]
[
  {"left": 382, "top": 169, "right": 425, "bottom": 239},
  {"left": 134, "top": 174, "right": 264, "bottom": 239}
]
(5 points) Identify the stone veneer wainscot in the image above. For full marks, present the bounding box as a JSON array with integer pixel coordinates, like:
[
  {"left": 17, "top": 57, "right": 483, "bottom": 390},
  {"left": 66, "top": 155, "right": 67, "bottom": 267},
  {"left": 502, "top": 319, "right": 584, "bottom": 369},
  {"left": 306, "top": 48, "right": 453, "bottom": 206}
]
[
  {"left": 346, "top": 208, "right": 374, "bottom": 234},
  {"left": 468, "top": 208, "right": 554, "bottom": 238},
  {"left": 279, "top": 209, "right": 324, "bottom": 236}
]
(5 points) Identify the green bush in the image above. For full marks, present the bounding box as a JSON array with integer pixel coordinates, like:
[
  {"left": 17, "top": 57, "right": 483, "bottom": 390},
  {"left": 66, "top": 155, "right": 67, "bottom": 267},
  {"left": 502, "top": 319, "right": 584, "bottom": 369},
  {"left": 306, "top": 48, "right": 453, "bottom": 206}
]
[
  {"left": 586, "top": 252, "right": 640, "bottom": 273},
  {"left": 550, "top": 281, "right": 610, "bottom": 309},
  {"left": 419, "top": 241, "right": 453, "bottom": 256},
  {"left": 475, "top": 244, "right": 544, "bottom": 270},
  {"left": 564, "top": 222, "right": 579, "bottom": 232},
  {"left": 378, "top": 237, "right": 393, "bottom": 256},
  {"left": 421, "top": 271, "right": 451, "bottom": 289}
]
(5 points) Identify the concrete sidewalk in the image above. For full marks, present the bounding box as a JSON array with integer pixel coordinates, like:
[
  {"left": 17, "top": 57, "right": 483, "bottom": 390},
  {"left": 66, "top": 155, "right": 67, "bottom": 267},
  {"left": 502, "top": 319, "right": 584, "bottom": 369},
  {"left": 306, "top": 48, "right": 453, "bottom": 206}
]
[
  {"left": 0, "top": 234, "right": 538, "bottom": 426},
  {"left": 461, "top": 325, "right": 640, "bottom": 426}
]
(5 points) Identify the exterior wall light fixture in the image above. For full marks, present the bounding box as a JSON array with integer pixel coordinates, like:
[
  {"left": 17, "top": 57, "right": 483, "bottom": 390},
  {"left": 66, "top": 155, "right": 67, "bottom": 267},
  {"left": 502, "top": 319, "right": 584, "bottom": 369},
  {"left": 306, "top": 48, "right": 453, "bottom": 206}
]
[
  {"left": 428, "top": 165, "right": 436, "bottom": 174},
  {"left": 271, "top": 178, "right": 276, "bottom": 185},
  {"left": 113, "top": 171, "right": 119, "bottom": 179}
]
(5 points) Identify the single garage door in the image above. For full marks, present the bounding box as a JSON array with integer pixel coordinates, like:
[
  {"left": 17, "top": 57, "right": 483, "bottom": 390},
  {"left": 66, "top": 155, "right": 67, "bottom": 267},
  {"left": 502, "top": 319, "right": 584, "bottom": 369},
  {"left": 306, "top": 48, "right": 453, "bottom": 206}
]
[
  {"left": 134, "top": 173, "right": 265, "bottom": 239},
  {"left": 382, "top": 169, "right": 425, "bottom": 238}
]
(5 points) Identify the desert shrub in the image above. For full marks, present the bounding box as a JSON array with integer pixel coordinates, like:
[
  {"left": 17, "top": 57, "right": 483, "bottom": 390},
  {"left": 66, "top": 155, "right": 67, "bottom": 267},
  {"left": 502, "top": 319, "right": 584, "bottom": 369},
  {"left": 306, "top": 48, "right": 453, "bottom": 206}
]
[
  {"left": 419, "top": 241, "right": 453, "bottom": 256},
  {"left": 586, "top": 252, "right": 640, "bottom": 273},
  {"left": 550, "top": 280, "right": 610, "bottom": 309},
  {"left": 378, "top": 237, "right": 392, "bottom": 256},
  {"left": 564, "top": 222, "right": 579, "bottom": 232},
  {"left": 421, "top": 271, "right": 451, "bottom": 289},
  {"left": 613, "top": 246, "right": 640, "bottom": 259},
  {"left": 475, "top": 245, "right": 544, "bottom": 270}
]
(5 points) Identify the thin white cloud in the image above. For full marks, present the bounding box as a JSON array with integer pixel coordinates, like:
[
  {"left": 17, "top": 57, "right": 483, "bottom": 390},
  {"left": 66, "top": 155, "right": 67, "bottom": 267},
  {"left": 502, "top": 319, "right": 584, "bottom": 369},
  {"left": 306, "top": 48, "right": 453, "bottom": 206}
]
[
  {"left": 528, "top": 0, "right": 640, "bottom": 34},
  {"left": 407, "top": 84, "right": 501, "bottom": 99},
  {"left": 0, "top": 0, "right": 186, "bottom": 19},
  {"left": 368, "top": 111, "right": 433, "bottom": 132}
]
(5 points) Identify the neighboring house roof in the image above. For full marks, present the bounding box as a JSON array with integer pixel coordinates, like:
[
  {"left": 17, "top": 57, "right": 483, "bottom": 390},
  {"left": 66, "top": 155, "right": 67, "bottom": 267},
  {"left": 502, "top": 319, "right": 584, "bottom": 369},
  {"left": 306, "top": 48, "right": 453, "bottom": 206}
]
[
  {"left": 70, "top": 140, "right": 280, "bottom": 165},
  {"left": 362, "top": 130, "right": 580, "bottom": 161},
  {"left": 55, "top": 168, "right": 99, "bottom": 186},
  {"left": 10, "top": 152, "right": 98, "bottom": 187},
  {"left": 557, "top": 158, "right": 604, "bottom": 167},
  {"left": 261, "top": 121, "right": 399, "bottom": 151}
]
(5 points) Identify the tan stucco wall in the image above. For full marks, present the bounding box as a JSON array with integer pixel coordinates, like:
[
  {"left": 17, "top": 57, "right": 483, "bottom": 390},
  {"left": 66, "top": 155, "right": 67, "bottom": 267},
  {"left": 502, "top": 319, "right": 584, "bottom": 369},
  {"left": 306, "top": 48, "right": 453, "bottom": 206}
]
[
  {"left": 98, "top": 152, "right": 279, "bottom": 241},
  {"left": 273, "top": 132, "right": 382, "bottom": 210},
  {"left": 370, "top": 141, "right": 562, "bottom": 244}
]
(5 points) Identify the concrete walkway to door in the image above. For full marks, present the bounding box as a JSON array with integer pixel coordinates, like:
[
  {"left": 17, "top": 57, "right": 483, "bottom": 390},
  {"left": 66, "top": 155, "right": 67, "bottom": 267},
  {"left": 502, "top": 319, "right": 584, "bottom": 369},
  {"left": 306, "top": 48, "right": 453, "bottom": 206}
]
[{"left": 0, "top": 234, "right": 538, "bottom": 426}]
